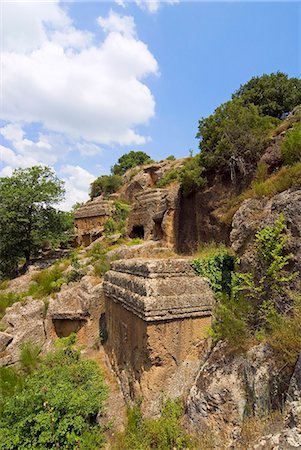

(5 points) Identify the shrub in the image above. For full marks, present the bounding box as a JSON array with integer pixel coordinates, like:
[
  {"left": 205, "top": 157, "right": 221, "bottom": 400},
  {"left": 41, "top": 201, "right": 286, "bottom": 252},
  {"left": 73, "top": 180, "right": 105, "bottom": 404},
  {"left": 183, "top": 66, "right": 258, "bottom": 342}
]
[
  {"left": 111, "top": 151, "right": 152, "bottom": 176},
  {"left": 0, "top": 346, "right": 108, "bottom": 449},
  {"left": 90, "top": 175, "right": 123, "bottom": 199},
  {"left": 204, "top": 215, "right": 296, "bottom": 350},
  {"left": 166, "top": 155, "right": 176, "bottom": 161},
  {"left": 281, "top": 124, "right": 301, "bottom": 165},
  {"left": 114, "top": 400, "right": 195, "bottom": 450},
  {"left": 156, "top": 168, "right": 180, "bottom": 188},
  {"left": 191, "top": 246, "right": 235, "bottom": 295},
  {"left": 179, "top": 155, "right": 207, "bottom": 195},
  {"left": 27, "top": 263, "right": 66, "bottom": 298},
  {"left": 87, "top": 243, "right": 110, "bottom": 277}
]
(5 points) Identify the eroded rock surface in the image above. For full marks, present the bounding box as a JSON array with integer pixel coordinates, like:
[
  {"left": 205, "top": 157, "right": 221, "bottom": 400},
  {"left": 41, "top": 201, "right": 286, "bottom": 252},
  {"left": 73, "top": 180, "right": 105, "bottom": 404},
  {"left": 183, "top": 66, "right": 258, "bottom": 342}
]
[
  {"left": 231, "top": 188, "right": 301, "bottom": 279},
  {"left": 103, "top": 258, "right": 215, "bottom": 416},
  {"left": 187, "top": 343, "right": 281, "bottom": 447}
]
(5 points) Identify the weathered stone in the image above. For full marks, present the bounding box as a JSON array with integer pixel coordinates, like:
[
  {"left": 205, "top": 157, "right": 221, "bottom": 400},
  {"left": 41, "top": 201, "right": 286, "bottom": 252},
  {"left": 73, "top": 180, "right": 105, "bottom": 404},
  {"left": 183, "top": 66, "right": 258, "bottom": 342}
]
[
  {"left": 187, "top": 343, "right": 280, "bottom": 447},
  {"left": 45, "top": 276, "right": 105, "bottom": 348},
  {"left": 231, "top": 188, "right": 301, "bottom": 281},
  {"left": 127, "top": 187, "right": 179, "bottom": 246},
  {"left": 1, "top": 298, "right": 46, "bottom": 366},
  {"left": 0, "top": 331, "right": 13, "bottom": 352},
  {"left": 103, "top": 258, "right": 215, "bottom": 416},
  {"left": 75, "top": 197, "right": 114, "bottom": 246},
  {"left": 104, "top": 259, "right": 214, "bottom": 321}
]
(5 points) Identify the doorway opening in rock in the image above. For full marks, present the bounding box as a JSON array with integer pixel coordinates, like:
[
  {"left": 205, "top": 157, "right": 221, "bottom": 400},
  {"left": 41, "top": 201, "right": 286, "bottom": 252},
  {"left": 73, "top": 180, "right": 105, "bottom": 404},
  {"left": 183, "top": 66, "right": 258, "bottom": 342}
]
[
  {"left": 53, "top": 319, "right": 86, "bottom": 338},
  {"left": 130, "top": 225, "right": 144, "bottom": 239},
  {"left": 153, "top": 218, "right": 164, "bottom": 241},
  {"left": 99, "top": 313, "right": 108, "bottom": 343}
]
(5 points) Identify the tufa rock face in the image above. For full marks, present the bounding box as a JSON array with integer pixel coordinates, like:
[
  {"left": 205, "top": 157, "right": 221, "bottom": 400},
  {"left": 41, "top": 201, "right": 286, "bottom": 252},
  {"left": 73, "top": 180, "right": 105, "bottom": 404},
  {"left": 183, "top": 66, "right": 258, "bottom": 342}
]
[
  {"left": 127, "top": 187, "right": 179, "bottom": 246},
  {"left": 103, "top": 258, "right": 215, "bottom": 416},
  {"left": 230, "top": 188, "right": 301, "bottom": 279},
  {"left": 187, "top": 342, "right": 281, "bottom": 447},
  {"left": 75, "top": 197, "right": 113, "bottom": 246},
  {"left": 0, "top": 276, "right": 105, "bottom": 366}
]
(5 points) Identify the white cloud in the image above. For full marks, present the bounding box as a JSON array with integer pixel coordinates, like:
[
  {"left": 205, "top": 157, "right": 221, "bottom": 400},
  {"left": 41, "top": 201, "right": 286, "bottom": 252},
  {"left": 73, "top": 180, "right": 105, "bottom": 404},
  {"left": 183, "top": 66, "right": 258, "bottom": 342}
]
[
  {"left": 98, "top": 10, "right": 136, "bottom": 37},
  {"left": 115, "top": 0, "right": 179, "bottom": 13},
  {"left": 2, "top": 5, "right": 158, "bottom": 146},
  {"left": 0, "top": 123, "right": 69, "bottom": 166},
  {"left": 77, "top": 142, "right": 103, "bottom": 156},
  {"left": 58, "top": 165, "right": 96, "bottom": 211}
]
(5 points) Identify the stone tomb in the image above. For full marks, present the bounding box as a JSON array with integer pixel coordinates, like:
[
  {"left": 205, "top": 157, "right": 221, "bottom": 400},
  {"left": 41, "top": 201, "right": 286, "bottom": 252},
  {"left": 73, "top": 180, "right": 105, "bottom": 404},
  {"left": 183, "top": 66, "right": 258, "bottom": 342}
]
[{"left": 103, "top": 258, "right": 215, "bottom": 415}]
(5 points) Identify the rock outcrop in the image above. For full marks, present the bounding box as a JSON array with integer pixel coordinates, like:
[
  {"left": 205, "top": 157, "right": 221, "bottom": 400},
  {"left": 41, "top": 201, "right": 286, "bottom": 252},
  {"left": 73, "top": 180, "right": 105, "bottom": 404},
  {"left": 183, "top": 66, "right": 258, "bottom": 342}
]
[
  {"left": 0, "top": 276, "right": 105, "bottom": 366},
  {"left": 103, "top": 258, "right": 215, "bottom": 416},
  {"left": 187, "top": 343, "right": 283, "bottom": 447},
  {"left": 230, "top": 188, "right": 301, "bottom": 280},
  {"left": 75, "top": 197, "right": 113, "bottom": 246}
]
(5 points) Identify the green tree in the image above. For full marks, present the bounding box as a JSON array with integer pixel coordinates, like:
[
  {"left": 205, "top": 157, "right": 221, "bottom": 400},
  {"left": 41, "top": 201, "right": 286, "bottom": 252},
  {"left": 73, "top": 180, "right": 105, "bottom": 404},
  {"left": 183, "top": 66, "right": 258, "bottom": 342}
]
[
  {"left": 0, "top": 166, "right": 65, "bottom": 277},
  {"left": 232, "top": 72, "right": 301, "bottom": 118},
  {"left": 111, "top": 151, "right": 151, "bottom": 175},
  {"left": 90, "top": 174, "right": 123, "bottom": 199},
  {"left": 197, "top": 99, "right": 278, "bottom": 179}
]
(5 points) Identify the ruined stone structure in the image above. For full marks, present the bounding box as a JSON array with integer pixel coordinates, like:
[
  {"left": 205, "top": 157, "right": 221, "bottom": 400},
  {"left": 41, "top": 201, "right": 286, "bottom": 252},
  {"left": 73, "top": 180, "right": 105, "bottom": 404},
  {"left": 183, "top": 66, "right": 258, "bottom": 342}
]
[
  {"left": 75, "top": 196, "right": 113, "bottom": 246},
  {"left": 103, "top": 258, "right": 215, "bottom": 415},
  {"left": 127, "top": 187, "right": 179, "bottom": 246}
]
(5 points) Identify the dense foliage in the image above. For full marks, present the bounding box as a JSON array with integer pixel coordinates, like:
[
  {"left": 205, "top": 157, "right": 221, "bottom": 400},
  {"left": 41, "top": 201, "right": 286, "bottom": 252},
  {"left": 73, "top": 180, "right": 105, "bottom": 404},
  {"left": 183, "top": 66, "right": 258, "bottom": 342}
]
[
  {"left": 197, "top": 99, "right": 278, "bottom": 178},
  {"left": 114, "top": 400, "right": 195, "bottom": 450},
  {"left": 194, "top": 216, "right": 297, "bottom": 354},
  {"left": 0, "top": 340, "right": 108, "bottom": 449},
  {"left": 191, "top": 246, "right": 235, "bottom": 295},
  {"left": 111, "top": 151, "right": 152, "bottom": 176},
  {"left": 0, "top": 166, "right": 71, "bottom": 278},
  {"left": 90, "top": 175, "right": 123, "bottom": 199},
  {"left": 232, "top": 72, "right": 301, "bottom": 118}
]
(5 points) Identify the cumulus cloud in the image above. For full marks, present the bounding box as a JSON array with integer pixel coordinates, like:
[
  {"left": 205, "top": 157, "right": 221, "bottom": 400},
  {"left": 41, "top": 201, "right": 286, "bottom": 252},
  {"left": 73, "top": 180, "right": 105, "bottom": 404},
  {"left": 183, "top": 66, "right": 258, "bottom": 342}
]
[
  {"left": 2, "top": 4, "right": 158, "bottom": 146},
  {"left": 58, "top": 165, "right": 96, "bottom": 211}
]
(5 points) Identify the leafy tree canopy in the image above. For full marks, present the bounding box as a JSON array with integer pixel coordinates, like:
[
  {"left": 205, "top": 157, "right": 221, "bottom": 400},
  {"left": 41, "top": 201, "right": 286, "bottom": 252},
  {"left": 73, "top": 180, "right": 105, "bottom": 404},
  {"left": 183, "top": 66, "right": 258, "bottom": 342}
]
[
  {"left": 111, "top": 151, "right": 152, "bottom": 176},
  {"left": 0, "top": 166, "right": 66, "bottom": 278},
  {"left": 197, "top": 99, "right": 278, "bottom": 178},
  {"left": 90, "top": 174, "right": 123, "bottom": 199},
  {"left": 232, "top": 72, "right": 301, "bottom": 118}
]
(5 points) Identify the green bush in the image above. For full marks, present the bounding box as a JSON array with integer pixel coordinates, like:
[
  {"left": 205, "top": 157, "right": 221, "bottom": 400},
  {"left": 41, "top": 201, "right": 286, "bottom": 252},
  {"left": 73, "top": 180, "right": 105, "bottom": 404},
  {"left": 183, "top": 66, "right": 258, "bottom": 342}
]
[
  {"left": 191, "top": 246, "right": 235, "bottom": 295},
  {"left": 166, "top": 155, "right": 176, "bottom": 161},
  {"left": 0, "top": 292, "right": 23, "bottom": 319},
  {"left": 156, "top": 168, "right": 180, "bottom": 188},
  {"left": 90, "top": 175, "right": 123, "bottom": 199},
  {"left": 87, "top": 243, "right": 110, "bottom": 277},
  {"left": 27, "top": 263, "right": 66, "bottom": 298},
  {"left": 203, "top": 215, "right": 296, "bottom": 350},
  {"left": 0, "top": 346, "right": 108, "bottom": 449},
  {"left": 281, "top": 124, "right": 301, "bottom": 165},
  {"left": 179, "top": 155, "right": 207, "bottom": 195},
  {"left": 111, "top": 151, "right": 152, "bottom": 176},
  {"left": 114, "top": 399, "right": 195, "bottom": 450}
]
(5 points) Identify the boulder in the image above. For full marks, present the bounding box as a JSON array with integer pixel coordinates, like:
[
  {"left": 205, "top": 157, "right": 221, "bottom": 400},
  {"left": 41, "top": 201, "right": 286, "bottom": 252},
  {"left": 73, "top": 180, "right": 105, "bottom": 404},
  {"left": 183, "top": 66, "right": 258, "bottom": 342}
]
[{"left": 1, "top": 298, "right": 46, "bottom": 366}]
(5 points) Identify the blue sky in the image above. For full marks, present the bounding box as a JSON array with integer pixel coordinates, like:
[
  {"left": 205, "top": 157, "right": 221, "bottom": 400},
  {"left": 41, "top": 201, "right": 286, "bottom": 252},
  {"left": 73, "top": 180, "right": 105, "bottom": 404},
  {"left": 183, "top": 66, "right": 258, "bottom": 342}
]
[{"left": 0, "top": 1, "right": 300, "bottom": 209}]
